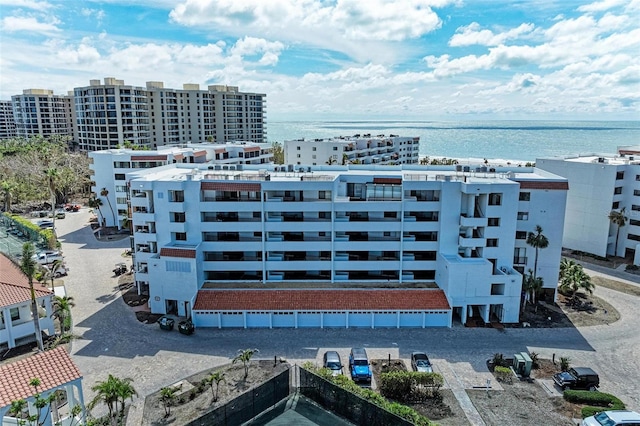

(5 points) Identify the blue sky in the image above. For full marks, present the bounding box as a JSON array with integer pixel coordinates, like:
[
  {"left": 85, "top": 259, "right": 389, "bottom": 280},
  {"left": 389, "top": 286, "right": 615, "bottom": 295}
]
[{"left": 0, "top": 0, "right": 638, "bottom": 120}]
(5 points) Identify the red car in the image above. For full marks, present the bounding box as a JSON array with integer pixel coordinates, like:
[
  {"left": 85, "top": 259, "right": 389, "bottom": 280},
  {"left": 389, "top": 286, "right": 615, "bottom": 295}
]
[{"left": 65, "top": 204, "right": 81, "bottom": 212}]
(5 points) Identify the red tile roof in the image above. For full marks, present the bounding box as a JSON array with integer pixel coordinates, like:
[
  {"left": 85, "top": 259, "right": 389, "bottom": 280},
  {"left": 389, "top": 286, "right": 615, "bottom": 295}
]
[
  {"left": 193, "top": 289, "right": 450, "bottom": 311},
  {"left": 201, "top": 182, "right": 261, "bottom": 192},
  {"left": 0, "top": 347, "right": 82, "bottom": 407},
  {"left": 132, "top": 155, "right": 167, "bottom": 161},
  {"left": 159, "top": 248, "right": 196, "bottom": 259},
  {"left": 516, "top": 180, "right": 569, "bottom": 190},
  {"left": 0, "top": 254, "right": 53, "bottom": 307}
]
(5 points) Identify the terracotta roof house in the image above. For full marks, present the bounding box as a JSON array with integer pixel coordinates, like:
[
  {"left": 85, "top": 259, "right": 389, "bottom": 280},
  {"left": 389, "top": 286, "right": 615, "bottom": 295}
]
[
  {"left": 0, "top": 347, "right": 85, "bottom": 426},
  {"left": 0, "top": 253, "right": 55, "bottom": 350}
]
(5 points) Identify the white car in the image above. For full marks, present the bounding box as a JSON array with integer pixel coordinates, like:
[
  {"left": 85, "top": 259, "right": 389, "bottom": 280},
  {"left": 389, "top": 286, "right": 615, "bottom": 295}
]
[
  {"left": 41, "top": 263, "right": 68, "bottom": 277},
  {"left": 32, "top": 251, "right": 64, "bottom": 265},
  {"left": 582, "top": 410, "right": 640, "bottom": 426}
]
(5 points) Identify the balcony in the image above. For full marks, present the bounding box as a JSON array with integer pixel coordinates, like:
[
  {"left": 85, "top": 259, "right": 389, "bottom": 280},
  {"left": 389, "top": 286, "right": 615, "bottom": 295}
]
[
  {"left": 459, "top": 236, "right": 486, "bottom": 248},
  {"left": 460, "top": 215, "right": 488, "bottom": 228}
]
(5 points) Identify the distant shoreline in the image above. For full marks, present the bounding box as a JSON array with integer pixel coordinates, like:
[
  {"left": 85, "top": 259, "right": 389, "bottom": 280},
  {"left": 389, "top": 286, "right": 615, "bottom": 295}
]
[{"left": 420, "top": 156, "right": 533, "bottom": 167}]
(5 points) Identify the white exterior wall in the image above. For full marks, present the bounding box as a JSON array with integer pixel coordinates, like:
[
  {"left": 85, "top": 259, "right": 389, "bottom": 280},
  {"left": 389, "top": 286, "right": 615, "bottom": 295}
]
[
  {"left": 284, "top": 137, "right": 419, "bottom": 166},
  {"left": 129, "top": 164, "right": 566, "bottom": 325},
  {"left": 0, "top": 297, "right": 55, "bottom": 349},
  {"left": 537, "top": 157, "right": 620, "bottom": 257}
]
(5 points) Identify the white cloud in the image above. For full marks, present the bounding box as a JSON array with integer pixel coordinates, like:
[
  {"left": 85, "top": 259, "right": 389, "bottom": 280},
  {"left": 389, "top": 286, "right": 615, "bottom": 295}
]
[
  {"left": 577, "top": 0, "right": 627, "bottom": 12},
  {"left": 449, "top": 22, "right": 535, "bottom": 47},
  {"left": 169, "top": 0, "right": 454, "bottom": 62},
  {"left": 230, "top": 37, "right": 285, "bottom": 66},
  {"left": 0, "top": 0, "right": 53, "bottom": 11},
  {"left": 1, "top": 15, "right": 61, "bottom": 33}
]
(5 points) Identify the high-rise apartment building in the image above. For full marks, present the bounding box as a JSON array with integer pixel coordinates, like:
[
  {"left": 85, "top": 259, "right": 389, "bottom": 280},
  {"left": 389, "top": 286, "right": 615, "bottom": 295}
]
[
  {"left": 0, "top": 101, "right": 16, "bottom": 139},
  {"left": 127, "top": 163, "right": 567, "bottom": 328},
  {"left": 538, "top": 147, "right": 640, "bottom": 262},
  {"left": 11, "top": 89, "right": 73, "bottom": 138},
  {"left": 73, "top": 78, "right": 266, "bottom": 151}
]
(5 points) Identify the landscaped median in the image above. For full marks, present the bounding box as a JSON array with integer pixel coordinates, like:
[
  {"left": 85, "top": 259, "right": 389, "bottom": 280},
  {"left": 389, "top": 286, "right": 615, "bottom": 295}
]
[
  {"left": 302, "top": 362, "right": 438, "bottom": 426},
  {"left": 563, "top": 390, "right": 626, "bottom": 418}
]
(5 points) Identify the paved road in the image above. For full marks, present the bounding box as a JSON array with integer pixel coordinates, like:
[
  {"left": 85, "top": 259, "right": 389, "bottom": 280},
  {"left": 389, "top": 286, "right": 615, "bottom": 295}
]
[{"left": 55, "top": 210, "right": 640, "bottom": 424}]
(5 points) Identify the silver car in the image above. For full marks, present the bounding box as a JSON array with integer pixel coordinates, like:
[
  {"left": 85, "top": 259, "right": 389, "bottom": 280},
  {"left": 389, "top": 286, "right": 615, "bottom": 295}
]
[
  {"left": 582, "top": 410, "right": 640, "bottom": 426},
  {"left": 323, "top": 351, "right": 343, "bottom": 376},
  {"left": 411, "top": 351, "right": 433, "bottom": 373}
]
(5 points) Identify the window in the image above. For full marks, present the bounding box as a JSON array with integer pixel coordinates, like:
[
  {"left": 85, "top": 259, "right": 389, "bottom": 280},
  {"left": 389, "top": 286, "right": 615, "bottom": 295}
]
[
  {"left": 174, "top": 232, "right": 187, "bottom": 241},
  {"left": 612, "top": 201, "right": 620, "bottom": 209},
  {"left": 312, "top": 147, "right": 317, "bottom": 151},
  {"left": 616, "top": 171, "right": 624, "bottom": 180},
  {"left": 319, "top": 191, "right": 326, "bottom": 199},
  {"left": 633, "top": 205, "right": 640, "bottom": 212},
  {"left": 169, "top": 190, "right": 185, "bottom": 202},
  {"left": 114, "top": 173, "right": 125, "bottom": 180},
  {"left": 491, "top": 283, "right": 505, "bottom": 295},
  {"left": 628, "top": 233, "right": 640, "bottom": 242},
  {"left": 488, "top": 193, "right": 502, "bottom": 206},
  {"left": 614, "top": 187, "right": 623, "bottom": 195},
  {"left": 488, "top": 218, "right": 500, "bottom": 227},
  {"left": 384, "top": 211, "right": 398, "bottom": 219},
  {"left": 634, "top": 190, "right": 640, "bottom": 196},
  {"left": 171, "top": 212, "right": 186, "bottom": 222},
  {"left": 486, "top": 238, "right": 498, "bottom": 247},
  {"left": 516, "top": 231, "right": 527, "bottom": 239},
  {"left": 517, "top": 212, "right": 529, "bottom": 221},
  {"left": 333, "top": 147, "right": 338, "bottom": 151},
  {"left": 10, "top": 307, "right": 19, "bottom": 321},
  {"left": 514, "top": 248, "right": 527, "bottom": 264},
  {"left": 297, "top": 146, "right": 300, "bottom": 150},
  {"left": 637, "top": 174, "right": 640, "bottom": 181},
  {"left": 630, "top": 219, "right": 640, "bottom": 226},
  {"left": 519, "top": 192, "right": 530, "bottom": 201}
]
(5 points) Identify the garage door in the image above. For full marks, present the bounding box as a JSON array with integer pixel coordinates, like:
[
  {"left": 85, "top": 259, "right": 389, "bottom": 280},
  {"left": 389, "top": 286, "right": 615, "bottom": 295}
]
[
  {"left": 246, "top": 312, "right": 271, "bottom": 328},
  {"left": 348, "top": 312, "right": 371, "bottom": 328},
  {"left": 220, "top": 312, "right": 244, "bottom": 328},
  {"left": 373, "top": 312, "right": 397, "bottom": 328},
  {"left": 323, "top": 312, "right": 347, "bottom": 328},
  {"left": 193, "top": 311, "right": 219, "bottom": 327},
  {"left": 298, "top": 312, "right": 321, "bottom": 327},
  {"left": 272, "top": 312, "right": 295, "bottom": 328},
  {"left": 424, "top": 312, "right": 450, "bottom": 327},
  {"left": 399, "top": 312, "right": 423, "bottom": 328}
]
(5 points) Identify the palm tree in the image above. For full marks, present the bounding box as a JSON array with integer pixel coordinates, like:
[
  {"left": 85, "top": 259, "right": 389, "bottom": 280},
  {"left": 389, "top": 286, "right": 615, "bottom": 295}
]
[
  {"left": 159, "top": 387, "right": 177, "bottom": 417},
  {"left": 1, "top": 180, "right": 16, "bottom": 212},
  {"left": 522, "top": 269, "right": 544, "bottom": 306},
  {"left": 608, "top": 207, "right": 628, "bottom": 257},
  {"left": 20, "top": 243, "right": 44, "bottom": 352},
  {"left": 559, "top": 259, "right": 595, "bottom": 301},
  {"left": 52, "top": 295, "right": 75, "bottom": 334},
  {"left": 88, "top": 196, "right": 104, "bottom": 227},
  {"left": 526, "top": 225, "right": 549, "bottom": 278},
  {"left": 115, "top": 377, "right": 138, "bottom": 418},
  {"left": 205, "top": 371, "right": 225, "bottom": 402},
  {"left": 88, "top": 375, "right": 118, "bottom": 420},
  {"left": 100, "top": 187, "right": 116, "bottom": 228},
  {"left": 233, "top": 348, "right": 259, "bottom": 379},
  {"left": 42, "top": 259, "right": 64, "bottom": 291}
]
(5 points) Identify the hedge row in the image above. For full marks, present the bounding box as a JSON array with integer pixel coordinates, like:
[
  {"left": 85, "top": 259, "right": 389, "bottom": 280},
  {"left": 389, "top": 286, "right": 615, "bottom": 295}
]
[
  {"left": 563, "top": 390, "right": 625, "bottom": 418},
  {"left": 304, "top": 365, "right": 435, "bottom": 426},
  {"left": 3, "top": 213, "right": 56, "bottom": 249}
]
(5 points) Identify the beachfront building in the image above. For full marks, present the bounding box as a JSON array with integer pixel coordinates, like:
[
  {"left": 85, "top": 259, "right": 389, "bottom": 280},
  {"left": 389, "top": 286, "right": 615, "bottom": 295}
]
[
  {"left": 127, "top": 163, "right": 567, "bottom": 328},
  {"left": 89, "top": 142, "right": 273, "bottom": 228},
  {"left": 284, "top": 136, "right": 420, "bottom": 166},
  {"left": 73, "top": 78, "right": 266, "bottom": 151},
  {"left": 0, "top": 347, "right": 85, "bottom": 426},
  {"left": 0, "top": 253, "right": 55, "bottom": 350},
  {"left": 0, "top": 100, "right": 17, "bottom": 139},
  {"left": 537, "top": 147, "right": 640, "bottom": 262},
  {"left": 11, "top": 89, "right": 73, "bottom": 139}
]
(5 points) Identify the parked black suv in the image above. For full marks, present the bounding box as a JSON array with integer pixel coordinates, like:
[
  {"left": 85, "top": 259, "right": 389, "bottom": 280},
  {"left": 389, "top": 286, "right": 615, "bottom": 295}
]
[{"left": 553, "top": 367, "right": 599, "bottom": 390}]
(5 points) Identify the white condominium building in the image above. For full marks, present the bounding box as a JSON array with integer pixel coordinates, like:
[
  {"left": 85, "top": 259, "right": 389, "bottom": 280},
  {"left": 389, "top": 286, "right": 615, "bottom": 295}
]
[
  {"left": 284, "top": 136, "right": 420, "bottom": 166},
  {"left": 89, "top": 142, "right": 273, "bottom": 228},
  {"left": 127, "top": 163, "right": 567, "bottom": 328},
  {"left": 73, "top": 78, "right": 266, "bottom": 151},
  {"left": 0, "top": 101, "right": 16, "bottom": 139},
  {"left": 537, "top": 147, "right": 640, "bottom": 262},
  {"left": 11, "top": 89, "right": 73, "bottom": 139}
]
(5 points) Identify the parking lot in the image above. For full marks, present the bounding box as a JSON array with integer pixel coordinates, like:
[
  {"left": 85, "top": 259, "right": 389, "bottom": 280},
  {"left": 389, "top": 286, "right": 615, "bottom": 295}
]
[{"left": 30, "top": 207, "right": 640, "bottom": 424}]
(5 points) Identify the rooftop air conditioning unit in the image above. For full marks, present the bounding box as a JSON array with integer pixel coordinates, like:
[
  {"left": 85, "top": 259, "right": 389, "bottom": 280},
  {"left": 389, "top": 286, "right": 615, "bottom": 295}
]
[
  {"left": 598, "top": 157, "right": 605, "bottom": 163},
  {"left": 214, "top": 165, "right": 221, "bottom": 170},
  {"left": 463, "top": 166, "right": 470, "bottom": 172}
]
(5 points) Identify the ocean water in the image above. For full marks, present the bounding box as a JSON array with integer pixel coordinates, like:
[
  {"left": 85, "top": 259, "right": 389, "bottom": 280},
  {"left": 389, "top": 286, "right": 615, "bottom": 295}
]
[{"left": 267, "top": 120, "right": 640, "bottom": 162}]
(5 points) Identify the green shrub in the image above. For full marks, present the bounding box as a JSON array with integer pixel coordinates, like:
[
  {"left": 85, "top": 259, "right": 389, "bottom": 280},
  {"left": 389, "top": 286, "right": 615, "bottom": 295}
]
[
  {"left": 626, "top": 264, "right": 639, "bottom": 271},
  {"left": 379, "top": 371, "right": 412, "bottom": 401},
  {"left": 494, "top": 366, "right": 513, "bottom": 384},
  {"left": 529, "top": 352, "right": 540, "bottom": 369},
  {"left": 560, "top": 357, "right": 571, "bottom": 372},
  {"left": 491, "top": 353, "right": 510, "bottom": 368},
  {"left": 563, "top": 390, "right": 625, "bottom": 418}
]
